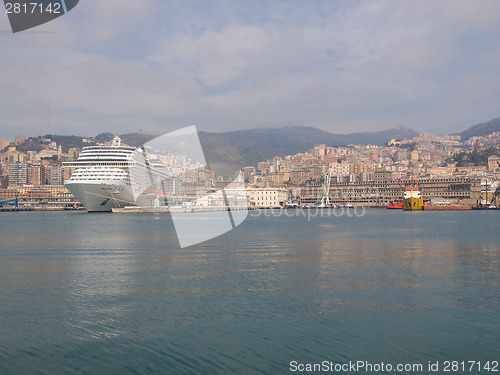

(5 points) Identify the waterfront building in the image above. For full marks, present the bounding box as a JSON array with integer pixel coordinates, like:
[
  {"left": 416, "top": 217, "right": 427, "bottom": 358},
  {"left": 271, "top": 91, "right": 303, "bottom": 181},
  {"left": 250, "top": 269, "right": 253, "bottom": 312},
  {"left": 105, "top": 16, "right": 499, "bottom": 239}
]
[
  {"left": 246, "top": 188, "right": 287, "bottom": 208},
  {"left": 296, "top": 177, "right": 481, "bottom": 207},
  {"left": 0, "top": 187, "right": 19, "bottom": 199},
  {"left": 0, "top": 185, "right": 76, "bottom": 205},
  {"left": 194, "top": 188, "right": 248, "bottom": 208}
]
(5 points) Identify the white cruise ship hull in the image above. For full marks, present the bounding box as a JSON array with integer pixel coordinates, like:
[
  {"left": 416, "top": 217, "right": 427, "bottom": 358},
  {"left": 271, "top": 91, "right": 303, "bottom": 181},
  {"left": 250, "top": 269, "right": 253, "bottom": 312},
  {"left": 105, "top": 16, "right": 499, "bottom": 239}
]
[{"left": 65, "top": 182, "right": 135, "bottom": 212}]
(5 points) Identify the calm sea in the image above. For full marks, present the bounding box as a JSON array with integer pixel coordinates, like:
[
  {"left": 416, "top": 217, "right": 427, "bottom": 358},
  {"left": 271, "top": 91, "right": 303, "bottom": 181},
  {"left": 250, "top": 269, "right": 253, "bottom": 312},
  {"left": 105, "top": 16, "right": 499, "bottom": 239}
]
[{"left": 0, "top": 210, "right": 499, "bottom": 374}]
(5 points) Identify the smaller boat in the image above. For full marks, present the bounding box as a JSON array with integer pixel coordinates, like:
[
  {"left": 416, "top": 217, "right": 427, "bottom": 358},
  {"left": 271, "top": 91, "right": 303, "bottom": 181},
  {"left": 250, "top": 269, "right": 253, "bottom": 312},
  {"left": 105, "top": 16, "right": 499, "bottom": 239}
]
[
  {"left": 387, "top": 201, "right": 403, "bottom": 209},
  {"left": 285, "top": 201, "right": 300, "bottom": 209}
]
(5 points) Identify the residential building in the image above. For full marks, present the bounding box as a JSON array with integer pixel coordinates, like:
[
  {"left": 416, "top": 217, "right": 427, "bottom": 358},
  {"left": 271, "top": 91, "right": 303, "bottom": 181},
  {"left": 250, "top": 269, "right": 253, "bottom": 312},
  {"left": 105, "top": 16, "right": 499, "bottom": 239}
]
[
  {"left": 48, "top": 165, "right": 64, "bottom": 185},
  {"left": 8, "top": 162, "right": 28, "bottom": 186},
  {"left": 28, "top": 164, "right": 46, "bottom": 186},
  {"left": 488, "top": 155, "right": 500, "bottom": 170}
]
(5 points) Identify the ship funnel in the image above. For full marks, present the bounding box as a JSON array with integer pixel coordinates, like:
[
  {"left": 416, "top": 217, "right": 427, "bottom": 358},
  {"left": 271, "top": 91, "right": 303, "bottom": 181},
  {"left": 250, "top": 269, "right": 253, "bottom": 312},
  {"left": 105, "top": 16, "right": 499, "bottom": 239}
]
[{"left": 112, "top": 136, "right": 121, "bottom": 147}]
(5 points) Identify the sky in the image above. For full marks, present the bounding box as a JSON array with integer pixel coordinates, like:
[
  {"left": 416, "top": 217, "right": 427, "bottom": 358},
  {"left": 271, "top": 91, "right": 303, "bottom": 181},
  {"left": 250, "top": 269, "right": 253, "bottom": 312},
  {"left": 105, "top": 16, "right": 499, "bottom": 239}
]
[{"left": 1, "top": 0, "right": 500, "bottom": 140}]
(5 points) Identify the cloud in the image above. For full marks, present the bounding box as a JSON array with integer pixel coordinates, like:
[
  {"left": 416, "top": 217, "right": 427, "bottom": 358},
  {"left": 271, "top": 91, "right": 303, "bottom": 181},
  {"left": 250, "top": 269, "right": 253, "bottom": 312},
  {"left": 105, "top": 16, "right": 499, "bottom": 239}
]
[{"left": 1, "top": 0, "right": 500, "bottom": 139}]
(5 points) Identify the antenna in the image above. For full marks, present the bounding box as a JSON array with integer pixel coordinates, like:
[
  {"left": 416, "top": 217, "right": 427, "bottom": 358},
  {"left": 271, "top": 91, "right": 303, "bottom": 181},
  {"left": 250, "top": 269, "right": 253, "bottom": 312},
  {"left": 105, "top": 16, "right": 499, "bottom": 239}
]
[
  {"left": 47, "top": 100, "right": 51, "bottom": 134},
  {"left": 139, "top": 121, "right": 143, "bottom": 133}
]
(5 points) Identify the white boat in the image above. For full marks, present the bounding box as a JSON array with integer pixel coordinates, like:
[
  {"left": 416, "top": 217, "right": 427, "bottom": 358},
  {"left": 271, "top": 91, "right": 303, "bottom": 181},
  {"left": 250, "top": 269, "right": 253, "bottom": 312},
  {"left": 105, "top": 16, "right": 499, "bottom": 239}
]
[
  {"left": 285, "top": 201, "right": 300, "bottom": 209},
  {"left": 63, "top": 136, "right": 175, "bottom": 212}
]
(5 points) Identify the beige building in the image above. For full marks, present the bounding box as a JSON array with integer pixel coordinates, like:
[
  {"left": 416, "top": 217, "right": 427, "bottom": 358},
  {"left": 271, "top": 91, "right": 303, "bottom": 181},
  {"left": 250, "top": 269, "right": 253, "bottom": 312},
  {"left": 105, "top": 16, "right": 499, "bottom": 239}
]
[
  {"left": 329, "top": 163, "right": 350, "bottom": 177},
  {"left": 246, "top": 188, "right": 287, "bottom": 208},
  {"left": 425, "top": 166, "right": 453, "bottom": 176},
  {"left": 0, "top": 185, "right": 75, "bottom": 203},
  {"left": 488, "top": 155, "right": 500, "bottom": 170},
  {"left": 410, "top": 150, "right": 419, "bottom": 161},
  {"left": 456, "top": 165, "right": 487, "bottom": 173},
  {"left": 0, "top": 148, "right": 26, "bottom": 163},
  {"left": 290, "top": 168, "right": 313, "bottom": 185},
  {"left": 272, "top": 171, "right": 290, "bottom": 186}
]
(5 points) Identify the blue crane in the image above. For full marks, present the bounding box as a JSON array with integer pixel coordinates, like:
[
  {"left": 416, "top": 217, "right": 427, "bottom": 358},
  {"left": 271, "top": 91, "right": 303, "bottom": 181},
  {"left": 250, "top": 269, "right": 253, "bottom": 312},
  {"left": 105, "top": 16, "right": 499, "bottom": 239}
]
[{"left": 0, "top": 196, "right": 18, "bottom": 207}]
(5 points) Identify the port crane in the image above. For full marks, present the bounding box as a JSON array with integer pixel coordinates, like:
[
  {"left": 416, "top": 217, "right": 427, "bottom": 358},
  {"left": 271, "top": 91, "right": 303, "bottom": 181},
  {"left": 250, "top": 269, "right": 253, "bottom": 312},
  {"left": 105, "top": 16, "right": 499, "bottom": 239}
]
[
  {"left": 315, "top": 164, "right": 333, "bottom": 207},
  {"left": 0, "top": 196, "right": 18, "bottom": 207}
]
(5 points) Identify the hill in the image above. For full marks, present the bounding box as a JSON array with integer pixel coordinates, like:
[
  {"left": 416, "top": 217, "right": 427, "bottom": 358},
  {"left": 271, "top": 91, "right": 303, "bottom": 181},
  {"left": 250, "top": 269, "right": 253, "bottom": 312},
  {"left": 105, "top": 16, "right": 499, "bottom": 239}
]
[
  {"left": 451, "top": 147, "right": 500, "bottom": 167},
  {"left": 197, "top": 126, "right": 417, "bottom": 174},
  {"left": 460, "top": 116, "right": 500, "bottom": 140},
  {"left": 14, "top": 134, "right": 89, "bottom": 153}
]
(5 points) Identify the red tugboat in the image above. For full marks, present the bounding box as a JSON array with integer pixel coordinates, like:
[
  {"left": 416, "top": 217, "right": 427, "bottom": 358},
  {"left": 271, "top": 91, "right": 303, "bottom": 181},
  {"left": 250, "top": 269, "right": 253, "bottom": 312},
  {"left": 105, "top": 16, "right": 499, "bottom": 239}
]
[{"left": 387, "top": 201, "right": 403, "bottom": 209}]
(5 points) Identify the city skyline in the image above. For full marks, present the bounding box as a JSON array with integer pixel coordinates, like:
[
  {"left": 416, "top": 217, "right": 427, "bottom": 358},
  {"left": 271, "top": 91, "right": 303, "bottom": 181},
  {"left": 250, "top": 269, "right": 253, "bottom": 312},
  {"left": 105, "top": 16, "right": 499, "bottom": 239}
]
[{"left": 2, "top": 1, "right": 500, "bottom": 139}]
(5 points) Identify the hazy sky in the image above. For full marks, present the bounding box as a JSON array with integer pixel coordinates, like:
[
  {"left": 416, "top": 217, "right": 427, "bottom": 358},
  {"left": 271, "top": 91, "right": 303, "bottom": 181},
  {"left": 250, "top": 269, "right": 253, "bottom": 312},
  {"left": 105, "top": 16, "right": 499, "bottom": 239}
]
[{"left": 1, "top": 0, "right": 500, "bottom": 140}]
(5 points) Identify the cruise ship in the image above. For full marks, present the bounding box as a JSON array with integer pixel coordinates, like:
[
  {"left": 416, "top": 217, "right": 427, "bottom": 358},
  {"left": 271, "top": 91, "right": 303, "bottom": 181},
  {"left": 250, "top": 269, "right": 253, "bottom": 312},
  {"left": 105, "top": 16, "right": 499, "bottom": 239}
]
[{"left": 63, "top": 137, "right": 176, "bottom": 212}]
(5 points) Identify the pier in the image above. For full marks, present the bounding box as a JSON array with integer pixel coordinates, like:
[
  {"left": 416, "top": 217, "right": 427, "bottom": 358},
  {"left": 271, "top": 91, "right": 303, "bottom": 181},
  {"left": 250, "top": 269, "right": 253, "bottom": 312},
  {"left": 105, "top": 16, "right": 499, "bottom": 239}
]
[{"left": 111, "top": 205, "right": 249, "bottom": 214}]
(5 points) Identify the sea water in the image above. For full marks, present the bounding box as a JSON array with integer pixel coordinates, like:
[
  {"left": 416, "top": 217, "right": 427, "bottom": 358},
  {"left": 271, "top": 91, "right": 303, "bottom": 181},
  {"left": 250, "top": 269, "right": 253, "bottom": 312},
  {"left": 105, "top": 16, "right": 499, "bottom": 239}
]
[{"left": 0, "top": 210, "right": 499, "bottom": 374}]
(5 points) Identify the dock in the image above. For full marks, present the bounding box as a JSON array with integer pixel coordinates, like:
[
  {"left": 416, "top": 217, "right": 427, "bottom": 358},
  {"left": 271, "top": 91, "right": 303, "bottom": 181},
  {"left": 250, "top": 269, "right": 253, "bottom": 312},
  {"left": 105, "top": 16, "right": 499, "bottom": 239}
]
[
  {"left": 424, "top": 205, "right": 473, "bottom": 211},
  {"left": 0, "top": 206, "right": 34, "bottom": 212},
  {"left": 111, "top": 205, "right": 248, "bottom": 213},
  {"left": 112, "top": 206, "right": 170, "bottom": 213}
]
